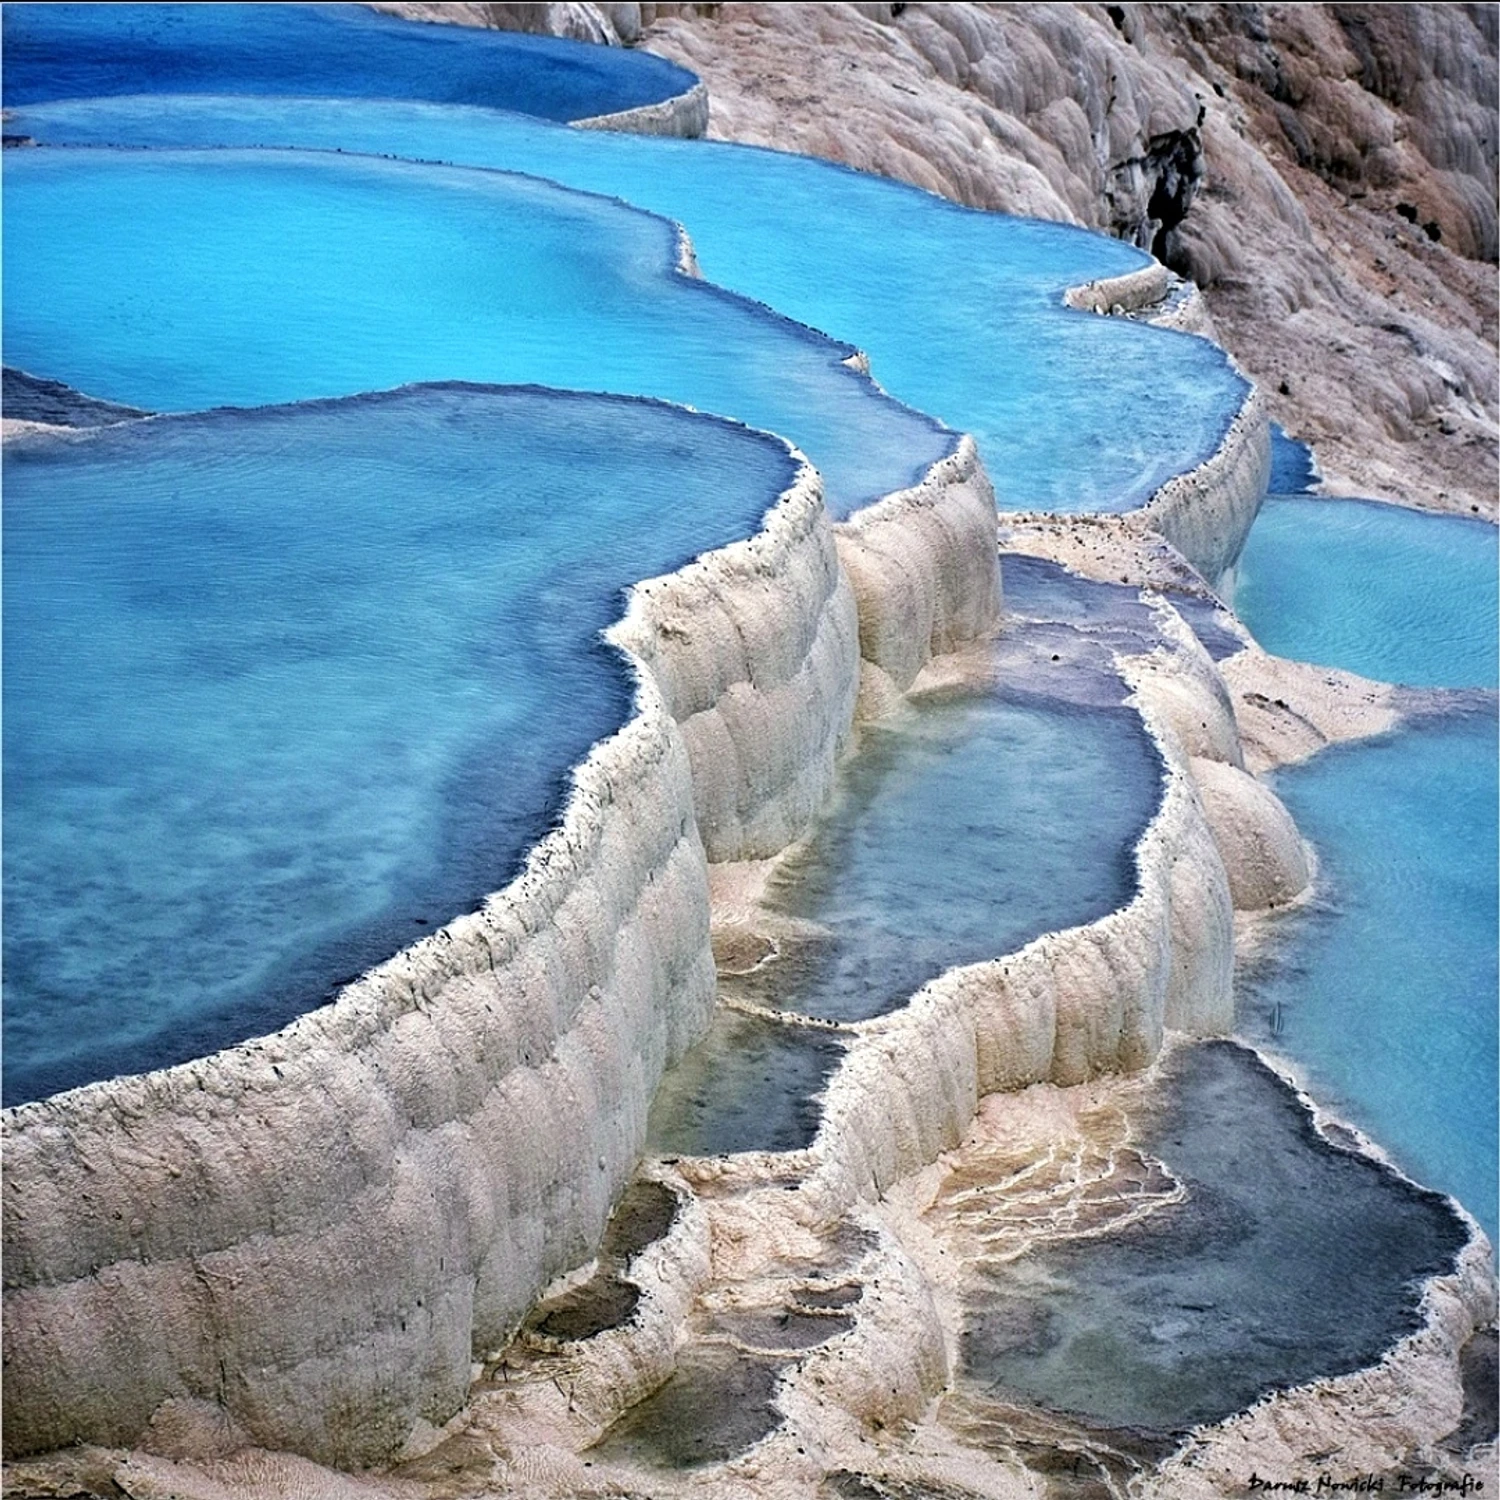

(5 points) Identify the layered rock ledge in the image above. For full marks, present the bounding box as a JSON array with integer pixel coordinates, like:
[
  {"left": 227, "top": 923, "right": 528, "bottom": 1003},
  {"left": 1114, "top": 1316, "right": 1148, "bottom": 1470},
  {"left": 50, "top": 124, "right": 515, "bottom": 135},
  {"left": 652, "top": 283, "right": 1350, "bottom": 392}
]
[{"left": 0, "top": 407, "right": 1000, "bottom": 1465}]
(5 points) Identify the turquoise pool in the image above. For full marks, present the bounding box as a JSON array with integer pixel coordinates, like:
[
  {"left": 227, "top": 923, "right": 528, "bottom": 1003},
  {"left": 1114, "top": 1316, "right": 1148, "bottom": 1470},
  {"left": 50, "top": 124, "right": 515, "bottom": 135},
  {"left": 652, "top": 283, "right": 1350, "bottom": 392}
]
[
  {"left": 3, "top": 385, "right": 797, "bottom": 1104},
  {"left": 1237, "top": 495, "right": 1498, "bottom": 689},
  {"left": 4, "top": 146, "right": 950, "bottom": 520},
  {"left": 10, "top": 92, "right": 1250, "bottom": 515},
  {"left": 1240, "top": 708, "right": 1499, "bottom": 1242}
]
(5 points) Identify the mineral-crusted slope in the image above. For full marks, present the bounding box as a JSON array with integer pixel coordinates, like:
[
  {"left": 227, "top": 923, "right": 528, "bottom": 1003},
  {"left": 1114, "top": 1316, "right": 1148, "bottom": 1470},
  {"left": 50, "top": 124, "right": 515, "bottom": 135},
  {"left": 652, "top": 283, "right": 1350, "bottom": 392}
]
[
  {"left": 464, "top": 1, "right": 1496, "bottom": 516},
  {"left": 0, "top": 423, "right": 1002, "bottom": 1465}
]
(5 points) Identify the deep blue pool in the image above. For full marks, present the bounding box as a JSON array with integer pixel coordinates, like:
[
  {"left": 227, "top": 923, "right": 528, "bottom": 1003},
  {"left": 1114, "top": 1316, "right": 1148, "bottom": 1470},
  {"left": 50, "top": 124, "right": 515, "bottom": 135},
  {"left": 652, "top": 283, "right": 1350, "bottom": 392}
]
[
  {"left": 10, "top": 93, "right": 1250, "bottom": 514},
  {"left": 1, "top": 3, "right": 697, "bottom": 121},
  {"left": 2, "top": 385, "right": 797, "bottom": 1105}
]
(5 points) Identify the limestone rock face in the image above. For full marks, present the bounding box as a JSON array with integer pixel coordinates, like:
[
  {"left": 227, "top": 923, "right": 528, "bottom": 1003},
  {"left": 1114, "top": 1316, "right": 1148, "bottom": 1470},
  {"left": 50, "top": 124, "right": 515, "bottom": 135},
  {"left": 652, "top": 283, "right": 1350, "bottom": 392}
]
[
  {"left": 373, "top": 2, "right": 636, "bottom": 46},
  {"left": 1189, "top": 755, "right": 1311, "bottom": 911},
  {"left": 642, "top": 2, "right": 1497, "bottom": 516},
  {"left": 431, "top": 1, "right": 1495, "bottom": 516}
]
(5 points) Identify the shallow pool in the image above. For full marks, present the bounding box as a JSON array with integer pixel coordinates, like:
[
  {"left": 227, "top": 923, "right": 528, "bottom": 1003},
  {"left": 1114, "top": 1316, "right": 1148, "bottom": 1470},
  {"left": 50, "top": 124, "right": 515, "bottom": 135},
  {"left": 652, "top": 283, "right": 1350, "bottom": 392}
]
[
  {"left": 11, "top": 92, "right": 1250, "bottom": 514},
  {"left": 961, "top": 1040, "right": 1470, "bottom": 1436},
  {"left": 746, "top": 689, "right": 1161, "bottom": 1025},
  {"left": 1236, "top": 495, "right": 1498, "bottom": 689},
  {"left": 1238, "top": 707, "right": 1499, "bottom": 1241}
]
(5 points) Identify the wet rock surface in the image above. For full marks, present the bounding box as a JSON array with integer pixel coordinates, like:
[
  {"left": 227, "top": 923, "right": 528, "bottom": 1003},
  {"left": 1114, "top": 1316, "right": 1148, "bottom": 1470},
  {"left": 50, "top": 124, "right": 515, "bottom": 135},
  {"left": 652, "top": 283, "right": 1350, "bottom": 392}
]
[
  {"left": 524, "top": 1180, "right": 679, "bottom": 1343},
  {"left": 2, "top": 366, "right": 151, "bottom": 427},
  {"left": 588, "top": 1343, "right": 785, "bottom": 1469},
  {"left": 647, "top": 1006, "right": 848, "bottom": 1157}
]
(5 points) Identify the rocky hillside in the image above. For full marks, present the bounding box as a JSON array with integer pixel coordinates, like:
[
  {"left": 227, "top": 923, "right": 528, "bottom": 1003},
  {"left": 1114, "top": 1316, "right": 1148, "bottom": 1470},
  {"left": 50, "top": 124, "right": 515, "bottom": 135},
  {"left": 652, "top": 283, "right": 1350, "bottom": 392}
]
[{"left": 381, "top": 2, "right": 1498, "bottom": 518}]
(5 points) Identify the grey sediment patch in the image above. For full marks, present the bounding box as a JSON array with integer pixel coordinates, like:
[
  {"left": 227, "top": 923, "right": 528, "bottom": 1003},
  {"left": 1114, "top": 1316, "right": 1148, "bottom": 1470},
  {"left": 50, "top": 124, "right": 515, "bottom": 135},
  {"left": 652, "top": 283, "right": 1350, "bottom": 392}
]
[
  {"left": 597, "top": 1176, "right": 678, "bottom": 1264},
  {"left": 1395, "top": 684, "right": 1500, "bottom": 726},
  {"left": 707, "top": 1306, "right": 855, "bottom": 1353},
  {"left": 587, "top": 1342, "right": 784, "bottom": 1470},
  {"left": 523, "top": 1179, "right": 679, "bottom": 1344},
  {"left": 1166, "top": 592, "right": 1246, "bottom": 661},
  {"left": 527, "top": 1268, "right": 640, "bottom": 1344},
  {"left": 1443, "top": 1327, "right": 1499, "bottom": 1456},
  {"left": 1002, "top": 553, "right": 1160, "bottom": 632},
  {"left": 956, "top": 1040, "right": 1471, "bottom": 1441},
  {"left": 646, "top": 1007, "right": 848, "bottom": 1158}
]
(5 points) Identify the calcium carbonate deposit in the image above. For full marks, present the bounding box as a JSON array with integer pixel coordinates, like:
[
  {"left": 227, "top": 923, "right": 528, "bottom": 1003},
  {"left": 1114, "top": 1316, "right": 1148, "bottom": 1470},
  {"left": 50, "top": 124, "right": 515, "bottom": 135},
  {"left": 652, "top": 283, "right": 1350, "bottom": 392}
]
[{"left": 2, "top": 4, "right": 1493, "bottom": 1496}]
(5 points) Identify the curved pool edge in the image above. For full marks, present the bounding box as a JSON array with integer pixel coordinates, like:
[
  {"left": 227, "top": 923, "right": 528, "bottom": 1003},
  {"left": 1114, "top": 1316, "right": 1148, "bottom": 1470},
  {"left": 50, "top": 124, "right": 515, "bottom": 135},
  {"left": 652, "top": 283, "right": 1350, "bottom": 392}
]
[
  {"left": 1130, "top": 383, "right": 1271, "bottom": 589},
  {"left": 801, "top": 619, "right": 1238, "bottom": 1216},
  {"left": 0, "top": 395, "right": 1002, "bottom": 1465},
  {"left": 0, "top": 143, "right": 945, "bottom": 466},
  {"left": 573, "top": 77, "right": 709, "bottom": 139},
  {"left": 1058, "top": 257, "right": 1271, "bottom": 586},
  {"left": 1142, "top": 1047, "right": 1497, "bottom": 1498},
  {"left": 584, "top": 583, "right": 1247, "bottom": 1464}
]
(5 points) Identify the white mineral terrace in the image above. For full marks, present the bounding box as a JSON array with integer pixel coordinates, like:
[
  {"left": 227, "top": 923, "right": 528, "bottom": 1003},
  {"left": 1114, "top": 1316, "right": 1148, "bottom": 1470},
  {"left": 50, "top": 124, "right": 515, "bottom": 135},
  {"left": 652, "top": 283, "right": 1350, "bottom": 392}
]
[{"left": 2, "top": 269, "right": 1490, "bottom": 1500}]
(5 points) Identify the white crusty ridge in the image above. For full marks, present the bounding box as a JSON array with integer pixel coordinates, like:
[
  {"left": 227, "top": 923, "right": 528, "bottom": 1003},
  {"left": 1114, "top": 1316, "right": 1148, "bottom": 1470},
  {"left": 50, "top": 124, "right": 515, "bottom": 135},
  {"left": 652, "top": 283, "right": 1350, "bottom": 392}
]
[
  {"left": 805, "top": 631, "right": 1239, "bottom": 1215},
  {"left": 1134, "top": 384, "right": 1272, "bottom": 588},
  {"left": 1, "top": 664, "right": 715, "bottom": 1465},
  {"left": 0, "top": 429, "right": 1003, "bottom": 1466},
  {"left": 835, "top": 433, "right": 1003, "bottom": 717},
  {"left": 612, "top": 455, "right": 862, "bottom": 862},
  {"left": 574, "top": 78, "right": 710, "bottom": 138}
]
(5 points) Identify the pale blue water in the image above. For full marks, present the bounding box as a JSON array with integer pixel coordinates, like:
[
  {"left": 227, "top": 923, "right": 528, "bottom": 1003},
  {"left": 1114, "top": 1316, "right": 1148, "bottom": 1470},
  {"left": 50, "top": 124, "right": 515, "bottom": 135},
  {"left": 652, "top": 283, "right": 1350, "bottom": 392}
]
[
  {"left": 10, "top": 94, "right": 1249, "bottom": 514},
  {"left": 2, "top": 385, "right": 797, "bottom": 1105},
  {"left": 1236, "top": 496, "right": 1499, "bottom": 688},
  {"left": 1234, "top": 425, "right": 1498, "bottom": 1242},
  {"left": 4, "top": 148, "right": 948, "bottom": 519},
  {"left": 740, "top": 690, "right": 1162, "bottom": 1024},
  {"left": 2, "top": 3, "right": 696, "bottom": 121},
  {"left": 1238, "top": 709, "right": 1500, "bottom": 1241}
]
